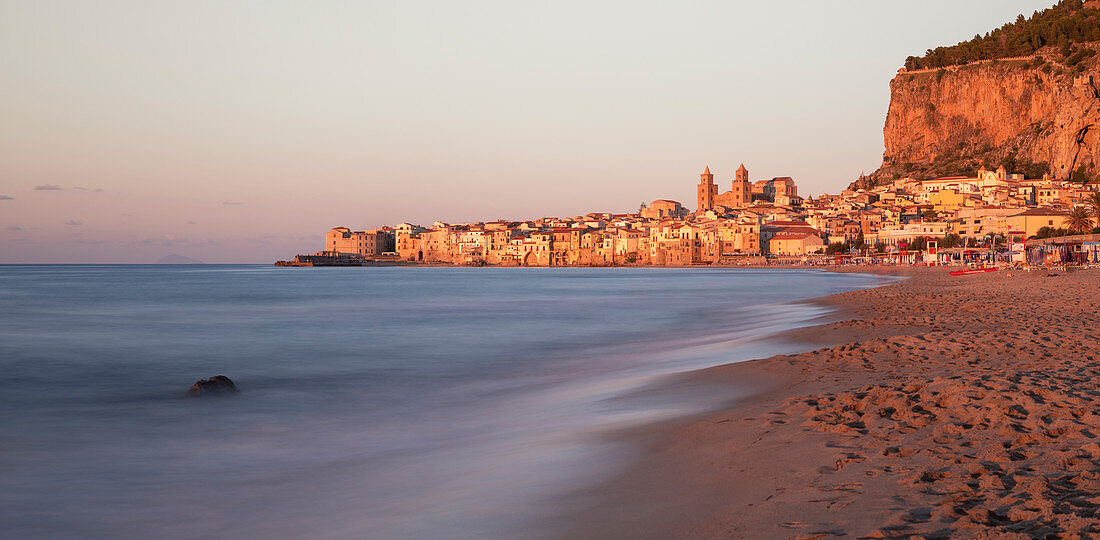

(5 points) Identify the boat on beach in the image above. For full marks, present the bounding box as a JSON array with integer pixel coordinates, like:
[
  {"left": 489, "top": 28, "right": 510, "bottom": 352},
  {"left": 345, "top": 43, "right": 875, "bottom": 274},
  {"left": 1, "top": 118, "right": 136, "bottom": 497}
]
[{"left": 948, "top": 267, "right": 998, "bottom": 276}]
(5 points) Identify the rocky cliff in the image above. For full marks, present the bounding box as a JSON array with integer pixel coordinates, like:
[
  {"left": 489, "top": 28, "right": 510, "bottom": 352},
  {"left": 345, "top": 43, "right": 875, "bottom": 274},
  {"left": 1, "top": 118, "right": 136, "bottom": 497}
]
[{"left": 864, "top": 52, "right": 1100, "bottom": 187}]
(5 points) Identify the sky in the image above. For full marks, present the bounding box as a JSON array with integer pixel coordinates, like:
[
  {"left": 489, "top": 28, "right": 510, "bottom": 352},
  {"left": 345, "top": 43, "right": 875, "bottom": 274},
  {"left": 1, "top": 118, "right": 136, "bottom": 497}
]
[{"left": 0, "top": 0, "right": 1051, "bottom": 263}]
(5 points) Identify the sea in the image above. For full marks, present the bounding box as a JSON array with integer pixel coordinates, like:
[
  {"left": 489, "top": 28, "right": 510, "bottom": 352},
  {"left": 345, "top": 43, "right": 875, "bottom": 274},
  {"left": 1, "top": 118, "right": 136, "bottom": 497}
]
[{"left": 0, "top": 265, "right": 893, "bottom": 539}]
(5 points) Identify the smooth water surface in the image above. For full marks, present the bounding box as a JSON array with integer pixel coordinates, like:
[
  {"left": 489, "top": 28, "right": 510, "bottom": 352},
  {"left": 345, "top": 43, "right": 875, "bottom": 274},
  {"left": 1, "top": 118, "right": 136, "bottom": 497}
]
[{"left": 0, "top": 266, "right": 892, "bottom": 539}]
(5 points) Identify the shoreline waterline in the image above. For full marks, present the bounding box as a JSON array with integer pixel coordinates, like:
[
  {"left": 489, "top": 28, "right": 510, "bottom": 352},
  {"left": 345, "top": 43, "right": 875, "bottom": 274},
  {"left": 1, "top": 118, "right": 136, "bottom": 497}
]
[
  {"left": 561, "top": 267, "right": 1100, "bottom": 538},
  {"left": 542, "top": 268, "right": 911, "bottom": 538}
]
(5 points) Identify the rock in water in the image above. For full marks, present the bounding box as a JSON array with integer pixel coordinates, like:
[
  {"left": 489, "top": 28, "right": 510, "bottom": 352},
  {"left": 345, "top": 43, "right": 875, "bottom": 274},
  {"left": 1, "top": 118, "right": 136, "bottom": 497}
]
[{"left": 188, "top": 375, "right": 238, "bottom": 395}]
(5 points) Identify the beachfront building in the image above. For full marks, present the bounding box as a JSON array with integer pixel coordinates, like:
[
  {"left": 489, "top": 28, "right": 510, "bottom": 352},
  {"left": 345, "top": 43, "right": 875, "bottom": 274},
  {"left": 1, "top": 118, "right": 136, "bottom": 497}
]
[
  {"left": 769, "top": 233, "right": 825, "bottom": 256},
  {"left": 952, "top": 208, "right": 1020, "bottom": 240},
  {"left": 760, "top": 221, "right": 822, "bottom": 252},
  {"left": 717, "top": 218, "right": 761, "bottom": 255},
  {"left": 868, "top": 221, "right": 950, "bottom": 247},
  {"left": 326, "top": 227, "right": 395, "bottom": 257},
  {"left": 1006, "top": 208, "right": 1071, "bottom": 238}
]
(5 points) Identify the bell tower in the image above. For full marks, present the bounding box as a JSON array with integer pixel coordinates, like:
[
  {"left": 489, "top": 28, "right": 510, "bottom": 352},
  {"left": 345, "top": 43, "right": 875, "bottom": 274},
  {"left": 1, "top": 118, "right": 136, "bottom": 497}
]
[
  {"left": 732, "top": 163, "right": 751, "bottom": 207},
  {"left": 697, "top": 166, "right": 716, "bottom": 213}
]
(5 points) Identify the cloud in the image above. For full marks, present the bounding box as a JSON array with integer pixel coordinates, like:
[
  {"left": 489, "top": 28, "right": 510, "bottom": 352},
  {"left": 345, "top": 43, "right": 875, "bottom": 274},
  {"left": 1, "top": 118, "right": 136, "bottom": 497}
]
[
  {"left": 4, "top": 226, "right": 22, "bottom": 231},
  {"left": 64, "top": 220, "right": 83, "bottom": 226},
  {"left": 72, "top": 187, "right": 104, "bottom": 193},
  {"left": 0, "top": 195, "right": 13, "bottom": 200},
  {"left": 135, "top": 236, "right": 191, "bottom": 247},
  {"left": 186, "top": 220, "right": 196, "bottom": 225},
  {"left": 34, "top": 184, "right": 62, "bottom": 191},
  {"left": 222, "top": 200, "right": 244, "bottom": 206},
  {"left": 127, "top": 236, "right": 220, "bottom": 248}
]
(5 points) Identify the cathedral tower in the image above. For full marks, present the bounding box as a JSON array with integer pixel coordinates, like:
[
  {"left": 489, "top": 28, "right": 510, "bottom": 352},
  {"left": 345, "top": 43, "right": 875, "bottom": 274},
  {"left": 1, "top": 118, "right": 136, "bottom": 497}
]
[
  {"left": 730, "top": 164, "right": 751, "bottom": 207},
  {"left": 736, "top": 163, "right": 749, "bottom": 183},
  {"left": 697, "top": 166, "right": 717, "bottom": 213}
]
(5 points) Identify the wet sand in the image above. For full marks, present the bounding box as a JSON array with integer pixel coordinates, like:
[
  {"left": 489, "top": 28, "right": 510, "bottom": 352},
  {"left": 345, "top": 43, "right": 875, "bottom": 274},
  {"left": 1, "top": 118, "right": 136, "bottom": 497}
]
[{"left": 565, "top": 267, "right": 1100, "bottom": 539}]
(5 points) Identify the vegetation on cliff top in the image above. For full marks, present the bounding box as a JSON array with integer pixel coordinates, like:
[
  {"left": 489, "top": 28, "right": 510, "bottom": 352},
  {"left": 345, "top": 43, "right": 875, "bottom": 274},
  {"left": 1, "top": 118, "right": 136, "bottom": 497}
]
[{"left": 905, "top": 0, "right": 1100, "bottom": 70}]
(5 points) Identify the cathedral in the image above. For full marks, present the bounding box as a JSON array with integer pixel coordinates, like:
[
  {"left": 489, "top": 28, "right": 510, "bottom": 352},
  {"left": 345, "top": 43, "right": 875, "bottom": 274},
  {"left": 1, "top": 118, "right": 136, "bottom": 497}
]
[{"left": 696, "top": 164, "right": 797, "bottom": 213}]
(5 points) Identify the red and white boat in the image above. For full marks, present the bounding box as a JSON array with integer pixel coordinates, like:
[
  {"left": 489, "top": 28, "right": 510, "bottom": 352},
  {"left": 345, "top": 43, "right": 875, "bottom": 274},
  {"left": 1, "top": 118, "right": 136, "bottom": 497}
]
[{"left": 948, "top": 267, "right": 998, "bottom": 276}]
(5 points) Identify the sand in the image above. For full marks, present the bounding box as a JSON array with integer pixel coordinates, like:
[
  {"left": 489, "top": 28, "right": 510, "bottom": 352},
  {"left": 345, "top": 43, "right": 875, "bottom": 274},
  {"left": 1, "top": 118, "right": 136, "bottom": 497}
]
[{"left": 564, "top": 267, "right": 1100, "bottom": 539}]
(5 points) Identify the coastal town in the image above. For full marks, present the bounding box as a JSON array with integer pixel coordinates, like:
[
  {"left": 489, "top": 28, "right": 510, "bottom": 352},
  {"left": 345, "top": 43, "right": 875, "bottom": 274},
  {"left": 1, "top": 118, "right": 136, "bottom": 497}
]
[{"left": 280, "top": 164, "right": 1100, "bottom": 267}]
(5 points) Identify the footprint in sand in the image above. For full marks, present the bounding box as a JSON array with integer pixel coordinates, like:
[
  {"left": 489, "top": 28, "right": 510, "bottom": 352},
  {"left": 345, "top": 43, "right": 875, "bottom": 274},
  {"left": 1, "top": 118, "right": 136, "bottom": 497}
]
[
  {"left": 778, "top": 521, "right": 808, "bottom": 529},
  {"left": 832, "top": 453, "right": 866, "bottom": 471}
]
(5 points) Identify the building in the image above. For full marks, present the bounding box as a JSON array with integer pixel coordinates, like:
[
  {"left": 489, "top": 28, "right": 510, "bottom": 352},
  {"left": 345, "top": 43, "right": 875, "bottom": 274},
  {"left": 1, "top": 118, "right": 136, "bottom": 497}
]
[
  {"left": 1007, "top": 208, "right": 1070, "bottom": 238},
  {"left": 641, "top": 199, "right": 688, "bottom": 220},
  {"left": 715, "top": 164, "right": 753, "bottom": 209},
  {"left": 717, "top": 217, "right": 761, "bottom": 255},
  {"left": 869, "top": 222, "right": 950, "bottom": 247},
  {"left": 696, "top": 167, "right": 718, "bottom": 214},
  {"left": 697, "top": 164, "right": 760, "bottom": 213},
  {"left": 761, "top": 220, "right": 822, "bottom": 251},
  {"left": 769, "top": 233, "right": 824, "bottom": 256},
  {"left": 753, "top": 177, "right": 797, "bottom": 202},
  {"left": 952, "top": 208, "right": 1019, "bottom": 239},
  {"left": 326, "top": 227, "right": 395, "bottom": 257}
]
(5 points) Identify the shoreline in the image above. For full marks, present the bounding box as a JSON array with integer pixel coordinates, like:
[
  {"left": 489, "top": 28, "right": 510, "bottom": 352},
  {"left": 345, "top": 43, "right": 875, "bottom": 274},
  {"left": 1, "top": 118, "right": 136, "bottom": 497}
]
[{"left": 561, "top": 266, "right": 1100, "bottom": 538}]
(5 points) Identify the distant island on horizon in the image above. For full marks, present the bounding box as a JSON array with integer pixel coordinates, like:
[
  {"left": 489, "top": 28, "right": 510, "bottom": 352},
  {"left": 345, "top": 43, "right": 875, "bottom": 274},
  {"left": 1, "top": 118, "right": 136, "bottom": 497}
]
[{"left": 155, "top": 255, "right": 204, "bottom": 265}]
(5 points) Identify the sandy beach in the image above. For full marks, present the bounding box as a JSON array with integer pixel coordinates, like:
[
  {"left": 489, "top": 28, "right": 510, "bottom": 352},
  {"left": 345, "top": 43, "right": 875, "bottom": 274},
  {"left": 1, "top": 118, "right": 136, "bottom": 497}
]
[{"left": 565, "top": 267, "right": 1100, "bottom": 539}]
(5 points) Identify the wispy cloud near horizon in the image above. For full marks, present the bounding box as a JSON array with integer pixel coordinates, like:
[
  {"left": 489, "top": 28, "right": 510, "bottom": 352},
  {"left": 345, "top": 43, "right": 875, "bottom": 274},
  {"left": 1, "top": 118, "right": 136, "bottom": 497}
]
[
  {"left": 5, "top": 226, "right": 24, "bottom": 231},
  {"left": 72, "top": 187, "right": 104, "bottom": 193},
  {"left": 34, "top": 185, "right": 62, "bottom": 191},
  {"left": 0, "top": 195, "right": 13, "bottom": 200},
  {"left": 64, "top": 220, "right": 83, "bottom": 226},
  {"left": 222, "top": 200, "right": 244, "bottom": 206},
  {"left": 129, "top": 235, "right": 219, "bottom": 248}
]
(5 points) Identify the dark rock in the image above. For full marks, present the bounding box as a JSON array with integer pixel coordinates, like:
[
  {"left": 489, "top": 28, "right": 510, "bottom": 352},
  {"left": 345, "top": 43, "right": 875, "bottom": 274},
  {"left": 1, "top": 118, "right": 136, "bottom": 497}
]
[{"left": 188, "top": 375, "right": 238, "bottom": 396}]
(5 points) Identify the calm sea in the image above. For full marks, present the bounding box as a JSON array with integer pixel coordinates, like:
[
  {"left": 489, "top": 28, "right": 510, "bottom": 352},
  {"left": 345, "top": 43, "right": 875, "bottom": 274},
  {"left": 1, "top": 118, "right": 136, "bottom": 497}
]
[{"left": 0, "top": 265, "right": 891, "bottom": 539}]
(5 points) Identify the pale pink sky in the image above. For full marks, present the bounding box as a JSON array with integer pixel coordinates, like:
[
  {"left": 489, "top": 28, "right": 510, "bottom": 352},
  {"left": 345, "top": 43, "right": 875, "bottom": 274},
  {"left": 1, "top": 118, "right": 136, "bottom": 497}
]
[{"left": 0, "top": 1, "right": 1047, "bottom": 263}]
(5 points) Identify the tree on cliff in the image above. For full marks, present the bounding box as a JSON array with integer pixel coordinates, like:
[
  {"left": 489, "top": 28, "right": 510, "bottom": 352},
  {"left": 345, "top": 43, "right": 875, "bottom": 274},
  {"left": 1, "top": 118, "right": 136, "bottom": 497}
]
[
  {"left": 1072, "top": 165, "right": 1095, "bottom": 184},
  {"left": 904, "top": 1, "right": 1100, "bottom": 71}
]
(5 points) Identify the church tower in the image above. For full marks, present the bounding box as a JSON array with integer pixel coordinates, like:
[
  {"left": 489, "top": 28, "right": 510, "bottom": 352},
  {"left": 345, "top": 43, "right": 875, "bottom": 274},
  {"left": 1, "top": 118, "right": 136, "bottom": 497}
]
[
  {"left": 697, "top": 166, "right": 717, "bottom": 213},
  {"left": 731, "top": 163, "right": 751, "bottom": 207}
]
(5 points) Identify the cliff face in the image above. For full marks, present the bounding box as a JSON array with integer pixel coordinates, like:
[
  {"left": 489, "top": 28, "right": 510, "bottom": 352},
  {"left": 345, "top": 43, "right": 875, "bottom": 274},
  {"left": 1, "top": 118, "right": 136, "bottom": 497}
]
[{"left": 869, "top": 55, "right": 1100, "bottom": 185}]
